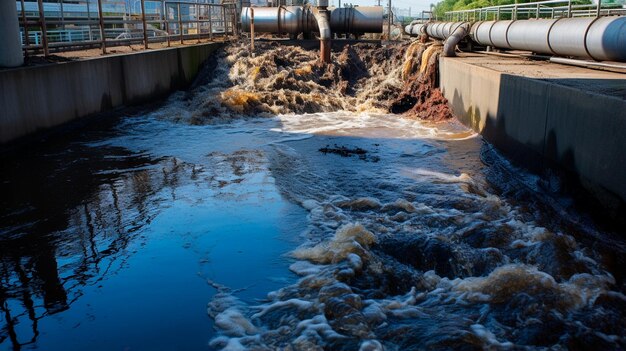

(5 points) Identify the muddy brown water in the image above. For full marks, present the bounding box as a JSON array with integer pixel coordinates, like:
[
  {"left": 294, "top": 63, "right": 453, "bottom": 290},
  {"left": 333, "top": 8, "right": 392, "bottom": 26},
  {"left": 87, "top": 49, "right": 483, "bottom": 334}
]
[{"left": 1, "top": 43, "right": 625, "bottom": 350}]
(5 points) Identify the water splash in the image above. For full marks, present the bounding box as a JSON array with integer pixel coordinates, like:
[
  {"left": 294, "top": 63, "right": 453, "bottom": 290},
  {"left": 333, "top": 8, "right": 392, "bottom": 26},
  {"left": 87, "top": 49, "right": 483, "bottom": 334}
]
[
  {"left": 155, "top": 41, "right": 453, "bottom": 124},
  {"left": 204, "top": 111, "right": 625, "bottom": 350}
]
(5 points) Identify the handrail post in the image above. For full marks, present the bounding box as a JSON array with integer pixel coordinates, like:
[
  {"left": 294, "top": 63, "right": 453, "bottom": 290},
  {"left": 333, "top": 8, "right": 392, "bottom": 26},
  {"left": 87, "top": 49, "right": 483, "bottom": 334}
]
[
  {"left": 97, "top": 0, "right": 106, "bottom": 54},
  {"left": 250, "top": 8, "right": 255, "bottom": 56},
  {"left": 568, "top": 0, "right": 572, "bottom": 17},
  {"left": 596, "top": 0, "right": 602, "bottom": 17},
  {"left": 20, "top": 0, "right": 30, "bottom": 52},
  {"left": 87, "top": 0, "right": 93, "bottom": 41},
  {"left": 141, "top": 0, "right": 148, "bottom": 49},
  {"left": 37, "top": 0, "right": 49, "bottom": 56},
  {"left": 209, "top": 5, "right": 213, "bottom": 40},
  {"left": 165, "top": 2, "right": 171, "bottom": 47},
  {"left": 197, "top": 4, "right": 201, "bottom": 43},
  {"left": 536, "top": 3, "right": 540, "bottom": 18},
  {"left": 223, "top": 5, "right": 228, "bottom": 39},
  {"left": 178, "top": 3, "right": 183, "bottom": 44}
]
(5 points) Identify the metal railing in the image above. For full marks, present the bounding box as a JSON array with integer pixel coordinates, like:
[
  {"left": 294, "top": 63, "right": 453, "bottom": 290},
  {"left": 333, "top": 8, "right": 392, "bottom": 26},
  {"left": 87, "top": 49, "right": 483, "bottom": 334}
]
[
  {"left": 17, "top": 0, "right": 239, "bottom": 56},
  {"left": 444, "top": 0, "right": 626, "bottom": 21}
]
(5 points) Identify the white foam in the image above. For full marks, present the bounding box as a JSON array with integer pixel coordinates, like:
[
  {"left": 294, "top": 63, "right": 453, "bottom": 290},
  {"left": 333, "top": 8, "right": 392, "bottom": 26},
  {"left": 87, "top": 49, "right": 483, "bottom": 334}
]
[
  {"left": 214, "top": 308, "right": 258, "bottom": 337},
  {"left": 470, "top": 324, "right": 515, "bottom": 349},
  {"left": 291, "top": 223, "right": 376, "bottom": 264},
  {"left": 251, "top": 298, "right": 315, "bottom": 319}
]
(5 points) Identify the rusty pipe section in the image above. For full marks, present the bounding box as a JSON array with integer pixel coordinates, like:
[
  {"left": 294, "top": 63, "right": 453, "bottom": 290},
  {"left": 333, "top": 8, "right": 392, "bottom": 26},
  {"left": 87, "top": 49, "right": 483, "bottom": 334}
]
[
  {"left": 313, "top": 5, "right": 332, "bottom": 63},
  {"left": 443, "top": 22, "right": 470, "bottom": 57},
  {"left": 240, "top": 6, "right": 383, "bottom": 34},
  {"left": 425, "top": 17, "right": 626, "bottom": 62}
]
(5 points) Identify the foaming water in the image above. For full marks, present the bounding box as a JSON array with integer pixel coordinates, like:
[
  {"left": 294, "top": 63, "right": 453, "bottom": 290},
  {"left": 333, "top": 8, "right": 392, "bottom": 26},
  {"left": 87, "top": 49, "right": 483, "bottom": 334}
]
[
  {"left": 202, "top": 111, "right": 626, "bottom": 350},
  {"left": 1, "top": 106, "right": 624, "bottom": 349},
  {"left": 1, "top": 47, "right": 625, "bottom": 349}
]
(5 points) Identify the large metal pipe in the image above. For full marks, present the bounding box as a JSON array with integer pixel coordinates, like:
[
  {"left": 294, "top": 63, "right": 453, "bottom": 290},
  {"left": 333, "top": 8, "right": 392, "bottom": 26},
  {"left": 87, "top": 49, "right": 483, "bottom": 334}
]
[
  {"left": 331, "top": 7, "right": 384, "bottom": 33},
  {"left": 240, "top": 6, "right": 312, "bottom": 34},
  {"left": 405, "top": 20, "right": 425, "bottom": 36},
  {"left": 425, "top": 21, "right": 468, "bottom": 40},
  {"left": 469, "top": 17, "right": 626, "bottom": 62},
  {"left": 0, "top": 0, "right": 24, "bottom": 67},
  {"left": 240, "top": 6, "right": 383, "bottom": 34}
]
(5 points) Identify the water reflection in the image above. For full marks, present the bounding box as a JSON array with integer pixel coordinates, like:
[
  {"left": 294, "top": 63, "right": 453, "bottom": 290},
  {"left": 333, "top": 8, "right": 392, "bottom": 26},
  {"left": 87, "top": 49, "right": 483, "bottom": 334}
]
[
  {"left": 0, "top": 136, "right": 197, "bottom": 349},
  {"left": 1, "top": 109, "right": 624, "bottom": 350},
  {"left": 0, "top": 114, "right": 310, "bottom": 350}
]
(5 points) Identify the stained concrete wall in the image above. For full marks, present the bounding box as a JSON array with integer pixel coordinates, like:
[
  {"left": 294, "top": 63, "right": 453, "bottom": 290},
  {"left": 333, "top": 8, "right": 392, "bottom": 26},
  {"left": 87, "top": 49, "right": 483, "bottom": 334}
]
[
  {"left": 0, "top": 43, "right": 222, "bottom": 143},
  {"left": 439, "top": 56, "right": 626, "bottom": 208}
]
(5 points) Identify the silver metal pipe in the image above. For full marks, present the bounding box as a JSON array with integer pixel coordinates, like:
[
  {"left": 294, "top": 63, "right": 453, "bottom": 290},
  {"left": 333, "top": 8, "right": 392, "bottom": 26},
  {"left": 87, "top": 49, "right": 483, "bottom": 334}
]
[
  {"left": 404, "top": 20, "right": 425, "bottom": 36},
  {"left": 549, "top": 56, "right": 626, "bottom": 73},
  {"left": 331, "top": 6, "right": 383, "bottom": 33},
  {"left": 240, "top": 6, "right": 383, "bottom": 34},
  {"left": 443, "top": 22, "right": 470, "bottom": 56},
  {"left": 467, "top": 17, "right": 626, "bottom": 61},
  {"left": 240, "top": 6, "right": 307, "bottom": 34},
  {"left": 425, "top": 21, "right": 467, "bottom": 40}
]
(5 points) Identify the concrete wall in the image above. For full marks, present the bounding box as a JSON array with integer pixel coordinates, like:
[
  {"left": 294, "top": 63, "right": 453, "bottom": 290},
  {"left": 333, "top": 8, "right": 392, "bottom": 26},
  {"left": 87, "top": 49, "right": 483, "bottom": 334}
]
[
  {"left": 440, "top": 57, "right": 626, "bottom": 208},
  {"left": 0, "top": 43, "right": 222, "bottom": 143}
]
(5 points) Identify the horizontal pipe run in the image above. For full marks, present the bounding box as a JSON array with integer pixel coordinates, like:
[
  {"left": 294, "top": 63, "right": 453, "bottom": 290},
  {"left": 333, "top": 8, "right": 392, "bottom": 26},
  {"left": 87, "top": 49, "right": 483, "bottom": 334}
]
[
  {"left": 240, "top": 6, "right": 383, "bottom": 34},
  {"left": 549, "top": 56, "right": 626, "bottom": 73},
  {"left": 404, "top": 20, "right": 425, "bottom": 36},
  {"left": 428, "top": 17, "right": 626, "bottom": 62}
]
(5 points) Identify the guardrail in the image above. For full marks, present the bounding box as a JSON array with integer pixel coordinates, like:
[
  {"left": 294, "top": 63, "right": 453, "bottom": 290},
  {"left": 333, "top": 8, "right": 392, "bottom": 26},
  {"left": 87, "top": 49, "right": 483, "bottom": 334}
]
[
  {"left": 17, "top": 0, "right": 238, "bottom": 56},
  {"left": 444, "top": 0, "right": 626, "bottom": 21}
]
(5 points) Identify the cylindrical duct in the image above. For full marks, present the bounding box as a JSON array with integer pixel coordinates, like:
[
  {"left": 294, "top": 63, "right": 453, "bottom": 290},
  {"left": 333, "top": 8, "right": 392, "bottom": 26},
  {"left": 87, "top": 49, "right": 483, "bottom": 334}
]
[
  {"left": 471, "top": 21, "right": 494, "bottom": 46},
  {"left": 490, "top": 20, "right": 514, "bottom": 49},
  {"left": 405, "top": 20, "right": 425, "bottom": 36},
  {"left": 468, "top": 17, "right": 626, "bottom": 62},
  {"left": 330, "top": 7, "right": 383, "bottom": 33},
  {"left": 241, "top": 6, "right": 383, "bottom": 34},
  {"left": 586, "top": 16, "right": 626, "bottom": 62},
  {"left": 507, "top": 19, "right": 557, "bottom": 53},
  {"left": 426, "top": 21, "right": 467, "bottom": 40},
  {"left": 240, "top": 6, "right": 304, "bottom": 34},
  {"left": 0, "top": 1, "right": 24, "bottom": 67}
]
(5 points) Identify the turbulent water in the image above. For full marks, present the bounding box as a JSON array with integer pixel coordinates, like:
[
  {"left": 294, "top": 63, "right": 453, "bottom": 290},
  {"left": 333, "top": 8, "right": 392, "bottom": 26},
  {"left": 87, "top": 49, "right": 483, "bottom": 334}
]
[
  {"left": 202, "top": 113, "right": 625, "bottom": 351},
  {"left": 182, "top": 42, "right": 625, "bottom": 350},
  {"left": 1, "top": 41, "right": 625, "bottom": 350},
  {"left": 164, "top": 41, "right": 452, "bottom": 124}
]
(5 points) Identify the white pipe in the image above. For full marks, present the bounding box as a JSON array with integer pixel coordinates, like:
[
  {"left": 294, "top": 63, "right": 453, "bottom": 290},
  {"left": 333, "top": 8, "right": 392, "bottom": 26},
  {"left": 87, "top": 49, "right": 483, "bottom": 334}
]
[
  {"left": 430, "top": 17, "right": 626, "bottom": 62},
  {"left": 0, "top": 1, "right": 24, "bottom": 67}
]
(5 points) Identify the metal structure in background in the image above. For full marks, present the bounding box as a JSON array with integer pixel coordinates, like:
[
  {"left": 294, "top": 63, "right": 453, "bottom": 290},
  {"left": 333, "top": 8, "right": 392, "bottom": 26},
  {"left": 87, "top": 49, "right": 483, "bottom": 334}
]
[
  {"left": 402, "top": 0, "right": 626, "bottom": 62},
  {"left": 469, "top": 16, "right": 626, "bottom": 61},
  {"left": 240, "top": 6, "right": 384, "bottom": 34},
  {"left": 16, "top": 0, "right": 238, "bottom": 56},
  {"left": 419, "top": 5, "right": 626, "bottom": 62},
  {"left": 444, "top": 0, "right": 626, "bottom": 21}
]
